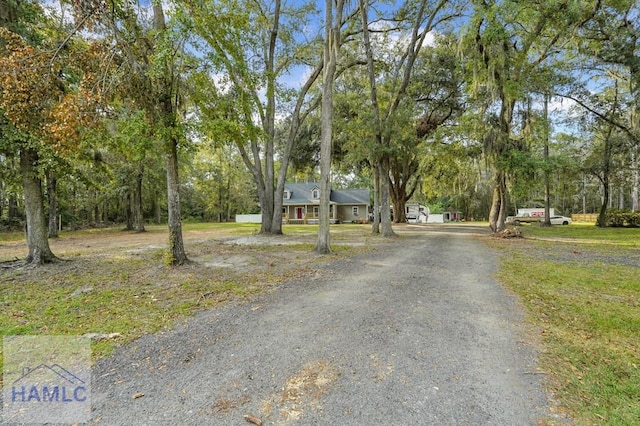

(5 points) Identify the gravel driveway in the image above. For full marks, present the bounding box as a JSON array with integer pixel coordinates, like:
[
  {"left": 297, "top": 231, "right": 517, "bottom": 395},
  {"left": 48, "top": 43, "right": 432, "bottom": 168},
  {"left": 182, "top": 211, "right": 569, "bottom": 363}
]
[{"left": 91, "top": 225, "right": 557, "bottom": 425}]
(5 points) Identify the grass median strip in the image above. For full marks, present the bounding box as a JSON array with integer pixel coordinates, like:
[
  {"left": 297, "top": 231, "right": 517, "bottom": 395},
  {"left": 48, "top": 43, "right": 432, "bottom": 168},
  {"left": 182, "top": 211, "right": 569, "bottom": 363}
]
[{"left": 491, "top": 224, "right": 640, "bottom": 425}]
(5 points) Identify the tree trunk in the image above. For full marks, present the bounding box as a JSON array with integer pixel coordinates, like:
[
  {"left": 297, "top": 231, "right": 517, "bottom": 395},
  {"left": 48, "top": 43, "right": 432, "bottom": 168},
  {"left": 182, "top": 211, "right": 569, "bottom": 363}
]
[
  {"left": 632, "top": 150, "right": 639, "bottom": 212},
  {"left": 154, "top": 189, "right": 162, "bottom": 224},
  {"left": 153, "top": 2, "right": 188, "bottom": 265},
  {"left": 166, "top": 136, "right": 188, "bottom": 265},
  {"left": 489, "top": 90, "right": 515, "bottom": 234},
  {"left": 360, "top": 0, "right": 394, "bottom": 237},
  {"left": 489, "top": 171, "right": 507, "bottom": 233},
  {"left": 125, "top": 192, "right": 133, "bottom": 230},
  {"left": 271, "top": 64, "right": 324, "bottom": 235},
  {"left": 390, "top": 174, "right": 419, "bottom": 224},
  {"left": 270, "top": 178, "right": 284, "bottom": 235},
  {"left": 596, "top": 170, "right": 610, "bottom": 227},
  {"left": 597, "top": 118, "right": 616, "bottom": 227},
  {"left": 47, "top": 172, "right": 59, "bottom": 237},
  {"left": 619, "top": 186, "right": 624, "bottom": 209},
  {"left": 218, "top": 178, "right": 224, "bottom": 222},
  {"left": 8, "top": 194, "right": 18, "bottom": 220},
  {"left": 134, "top": 165, "right": 145, "bottom": 232},
  {"left": 379, "top": 158, "right": 395, "bottom": 237},
  {"left": 263, "top": 0, "right": 279, "bottom": 235},
  {"left": 498, "top": 174, "right": 508, "bottom": 229},
  {"left": 264, "top": 157, "right": 275, "bottom": 233},
  {"left": 226, "top": 174, "right": 231, "bottom": 222},
  {"left": 389, "top": 170, "right": 404, "bottom": 223},
  {"left": 391, "top": 189, "right": 407, "bottom": 224},
  {"left": 371, "top": 161, "right": 380, "bottom": 234},
  {"left": 240, "top": 150, "right": 270, "bottom": 234},
  {"left": 256, "top": 178, "right": 273, "bottom": 234},
  {"left": 316, "top": 0, "right": 340, "bottom": 254},
  {"left": 597, "top": 174, "right": 610, "bottom": 227},
  {"left": 542, "top": 94, "right": 551, "bottom": 226},
  {"left": 21, "top": 149, "right": 56, "bottom": 264}
]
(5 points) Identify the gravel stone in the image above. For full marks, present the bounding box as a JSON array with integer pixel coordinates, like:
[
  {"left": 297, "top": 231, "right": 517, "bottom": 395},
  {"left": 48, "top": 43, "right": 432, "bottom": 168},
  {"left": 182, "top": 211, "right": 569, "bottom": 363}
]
[{"left": 90, "top": 226, "right": 562, "bottom": 425}]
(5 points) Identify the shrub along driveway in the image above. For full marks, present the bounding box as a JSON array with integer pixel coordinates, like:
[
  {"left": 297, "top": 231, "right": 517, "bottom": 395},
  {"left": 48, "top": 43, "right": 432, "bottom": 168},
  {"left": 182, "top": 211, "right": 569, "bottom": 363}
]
[{"left": 91, "top": 225, "right": 564, "bottom": 425}]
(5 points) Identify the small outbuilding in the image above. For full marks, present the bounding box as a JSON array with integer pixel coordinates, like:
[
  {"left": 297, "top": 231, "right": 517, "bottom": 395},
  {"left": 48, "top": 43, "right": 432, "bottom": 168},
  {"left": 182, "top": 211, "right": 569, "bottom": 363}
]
[{"left": 426, "top": 210, "right": 463, "bottom": 223}]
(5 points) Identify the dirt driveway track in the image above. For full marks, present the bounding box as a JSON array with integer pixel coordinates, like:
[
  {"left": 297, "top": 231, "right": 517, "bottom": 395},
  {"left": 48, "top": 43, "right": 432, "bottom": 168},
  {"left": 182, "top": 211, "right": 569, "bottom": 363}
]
[{"left": 91, "top": 225, "right": 559, "bottom": 425}]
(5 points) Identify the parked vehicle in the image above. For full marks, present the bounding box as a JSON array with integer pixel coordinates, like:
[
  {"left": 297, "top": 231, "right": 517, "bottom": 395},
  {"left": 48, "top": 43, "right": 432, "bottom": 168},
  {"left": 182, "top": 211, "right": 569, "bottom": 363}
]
[
  {"left": 507, "top": 207, "right": 555, "bottom": 225},
  {"left": 507, "top": 213, "right": 541, "bottom": 225},
  {"left": 549, "top": 215, "right": 572, "bottom": 225}
]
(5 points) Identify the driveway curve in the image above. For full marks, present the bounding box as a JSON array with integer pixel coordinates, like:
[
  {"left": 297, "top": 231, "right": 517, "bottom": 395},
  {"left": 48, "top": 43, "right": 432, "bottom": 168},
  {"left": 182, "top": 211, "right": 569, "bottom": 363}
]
[{"left": 92, "top": 225, "right": 557, "bottom": 425}]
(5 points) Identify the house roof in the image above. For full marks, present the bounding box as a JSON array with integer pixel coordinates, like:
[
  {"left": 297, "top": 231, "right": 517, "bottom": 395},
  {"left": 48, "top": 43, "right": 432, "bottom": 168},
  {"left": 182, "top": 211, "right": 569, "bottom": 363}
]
[
  {"left": 283, "top": 183, "right": 369, "bottom": 205},
  {"left": 330, "top": 188, "right": 370, "bottom": 205}
]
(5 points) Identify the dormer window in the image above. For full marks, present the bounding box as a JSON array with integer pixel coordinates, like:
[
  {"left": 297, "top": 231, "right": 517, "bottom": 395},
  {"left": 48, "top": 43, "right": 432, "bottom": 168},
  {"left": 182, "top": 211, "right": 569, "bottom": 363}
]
[
  {"left": 284, "top": 190, "right": 291, "bottom": 200},
  {"left": 312, "top": 188, "right": 320, "bottom": 199}
]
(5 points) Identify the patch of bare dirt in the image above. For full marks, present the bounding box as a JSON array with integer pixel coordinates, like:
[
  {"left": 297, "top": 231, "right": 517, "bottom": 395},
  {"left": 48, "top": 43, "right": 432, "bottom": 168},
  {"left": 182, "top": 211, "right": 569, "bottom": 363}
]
[
  {"left": 259, "top": 359, "right": 339, "bottom": 425},
  {"left": 223, "top": 235, "right": 308, "bottom": 246},
  {"left": 0, "top": 226, "right": 371, "bottom": 295}
]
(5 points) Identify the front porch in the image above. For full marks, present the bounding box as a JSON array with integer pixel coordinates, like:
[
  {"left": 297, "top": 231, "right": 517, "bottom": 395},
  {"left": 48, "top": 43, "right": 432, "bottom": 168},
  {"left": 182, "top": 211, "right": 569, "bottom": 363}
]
[
  {"left": 282, "top": 204, "right": 338, "bottom": 224},
  {"left": 283, "top": 218, "right": 340, "bottom": 225}
]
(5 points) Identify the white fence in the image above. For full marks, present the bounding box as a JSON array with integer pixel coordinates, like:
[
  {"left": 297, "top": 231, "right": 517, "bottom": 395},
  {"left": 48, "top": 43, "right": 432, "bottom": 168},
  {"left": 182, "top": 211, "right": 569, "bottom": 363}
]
[{"left": 235, "top": 214, "right": 262, "bottom": 223}]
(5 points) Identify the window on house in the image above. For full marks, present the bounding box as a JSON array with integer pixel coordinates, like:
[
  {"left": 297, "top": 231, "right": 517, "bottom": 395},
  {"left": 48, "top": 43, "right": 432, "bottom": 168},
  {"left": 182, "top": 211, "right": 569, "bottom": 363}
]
[
  {"left": 284, "top": 190, "right": 291, "bottom": 199},
  {"left": 312, "top": 188, "right": 319, "bottom": 199},
  {"left": 352, "top": 206, "right": 359, "bottom": 216},
  {"left": 313, "top": 206, "right": 319, "bottom": 217}
]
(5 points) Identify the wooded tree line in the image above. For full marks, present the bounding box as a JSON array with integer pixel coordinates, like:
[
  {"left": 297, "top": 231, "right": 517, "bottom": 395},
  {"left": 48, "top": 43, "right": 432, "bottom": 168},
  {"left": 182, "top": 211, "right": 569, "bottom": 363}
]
[{"left": 1, "top": 0, "right": 638, "bottom": 264}]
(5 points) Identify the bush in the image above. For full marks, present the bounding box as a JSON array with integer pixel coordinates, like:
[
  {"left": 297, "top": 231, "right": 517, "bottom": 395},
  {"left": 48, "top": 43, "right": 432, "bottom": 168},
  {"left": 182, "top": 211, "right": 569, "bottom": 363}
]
[
  {"left": 624, "top": 212, "right": 640, "bottom": 227},
  {"left": 605, "top": 209, "right": 640, "bottom": 227},
  {"left": 0, "top": 217, "right": 24, "bottom": 232}
]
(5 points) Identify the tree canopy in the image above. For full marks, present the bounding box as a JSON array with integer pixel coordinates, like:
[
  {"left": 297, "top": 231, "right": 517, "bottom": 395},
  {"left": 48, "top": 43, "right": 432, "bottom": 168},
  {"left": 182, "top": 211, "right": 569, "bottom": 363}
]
[{"left": 2, "top": 0, "right": 639, "bottom": 264}]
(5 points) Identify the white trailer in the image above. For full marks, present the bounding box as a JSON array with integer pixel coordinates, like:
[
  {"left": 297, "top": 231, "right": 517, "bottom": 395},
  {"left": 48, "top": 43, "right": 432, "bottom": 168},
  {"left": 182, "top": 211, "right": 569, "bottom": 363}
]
[
  {"left": 405, "top": 204, "right": 430, "bottom": 223},
  {"left": 516, "top": 208, "right": 554, "bottom": 218}
]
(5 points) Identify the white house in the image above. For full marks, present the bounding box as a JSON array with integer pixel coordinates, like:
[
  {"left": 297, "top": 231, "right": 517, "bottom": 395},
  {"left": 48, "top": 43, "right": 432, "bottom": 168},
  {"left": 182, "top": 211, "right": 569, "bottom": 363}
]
[
  {"left": 237, "top": 183, "right": 370, "bottom": 224},
  {"left": 282, "top": 183, "right": 370, "bottom": 224}
]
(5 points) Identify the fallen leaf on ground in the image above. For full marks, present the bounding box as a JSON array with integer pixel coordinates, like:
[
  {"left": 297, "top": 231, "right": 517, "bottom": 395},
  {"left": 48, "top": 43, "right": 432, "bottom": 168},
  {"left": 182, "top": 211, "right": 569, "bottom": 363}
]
[{"left": 243, "top": 413, "right": 262, "bottom": 425}]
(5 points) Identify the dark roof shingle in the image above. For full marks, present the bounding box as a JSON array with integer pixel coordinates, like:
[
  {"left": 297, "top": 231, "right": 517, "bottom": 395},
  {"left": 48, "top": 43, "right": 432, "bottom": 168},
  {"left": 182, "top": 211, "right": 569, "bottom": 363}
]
[{"left": 283, "top": 183, "right": 369, "bottom": 205}]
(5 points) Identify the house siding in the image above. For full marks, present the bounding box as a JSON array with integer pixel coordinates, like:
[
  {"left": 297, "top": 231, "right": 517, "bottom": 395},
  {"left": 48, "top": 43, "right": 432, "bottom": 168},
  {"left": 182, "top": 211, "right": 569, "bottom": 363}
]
[
  {"left": 337, "top": 205, "right": 367, "bottom": 223},
  {"left": 277, "top": 183, "right": 370, "bottom": 224}
]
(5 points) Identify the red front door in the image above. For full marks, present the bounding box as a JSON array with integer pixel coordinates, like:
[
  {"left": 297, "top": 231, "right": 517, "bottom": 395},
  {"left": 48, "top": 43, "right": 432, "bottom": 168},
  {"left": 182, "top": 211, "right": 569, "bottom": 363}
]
[{"left": 296, "top": 207, "right": 304, "bottom": 219}]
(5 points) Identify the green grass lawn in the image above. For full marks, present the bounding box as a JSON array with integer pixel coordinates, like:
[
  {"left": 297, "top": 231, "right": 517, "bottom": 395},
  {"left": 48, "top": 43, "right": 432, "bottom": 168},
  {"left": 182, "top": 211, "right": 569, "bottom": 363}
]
[
  {"left": 3, "top": 221, "right": 637, "bottom": 424},
  {"left": 523, "top": 222, "right": 640, "bottom": 245},
  {"left": 491, "top": 224, "right": 640, "bottom": 425},
  {"left": 0, "top": 222, "right": 375, "bottom": 386},
  {"left": 0, "top": 230, "right": 24, "bottom": 242},
  {"left": 0, "top": 222, "right": 263, "bottom": 244}
]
